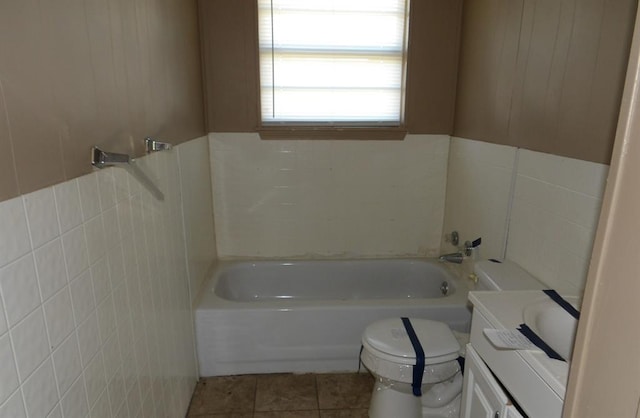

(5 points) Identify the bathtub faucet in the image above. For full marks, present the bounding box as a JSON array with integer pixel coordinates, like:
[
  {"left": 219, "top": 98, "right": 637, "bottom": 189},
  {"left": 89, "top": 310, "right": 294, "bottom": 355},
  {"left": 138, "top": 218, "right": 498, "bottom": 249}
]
[{"left": 438, "top": 252, "right": 465, "bottom": 264}]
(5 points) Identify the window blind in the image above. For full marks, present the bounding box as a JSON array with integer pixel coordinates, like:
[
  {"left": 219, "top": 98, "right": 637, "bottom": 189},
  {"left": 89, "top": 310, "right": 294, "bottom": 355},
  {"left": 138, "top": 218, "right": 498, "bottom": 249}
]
[{"left": 258, "top": 0, "right": 409, "bottom": 124}]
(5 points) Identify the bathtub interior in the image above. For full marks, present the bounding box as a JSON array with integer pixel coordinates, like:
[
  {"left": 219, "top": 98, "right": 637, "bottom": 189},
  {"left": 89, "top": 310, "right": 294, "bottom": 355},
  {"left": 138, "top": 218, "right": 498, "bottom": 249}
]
[{"left": 214, "top": 259, "right": 459, "bottom": 302}]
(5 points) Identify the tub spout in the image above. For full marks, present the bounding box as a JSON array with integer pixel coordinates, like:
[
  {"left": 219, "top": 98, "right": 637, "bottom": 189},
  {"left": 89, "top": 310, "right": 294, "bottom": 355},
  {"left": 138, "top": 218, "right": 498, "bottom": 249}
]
[{"left": 438, "top": 252, "right": 464, "bottom": 264}]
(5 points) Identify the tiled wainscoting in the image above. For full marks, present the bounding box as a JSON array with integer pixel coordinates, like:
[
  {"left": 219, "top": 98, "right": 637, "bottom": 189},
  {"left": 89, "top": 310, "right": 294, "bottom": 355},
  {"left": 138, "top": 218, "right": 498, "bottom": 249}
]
[
  {"left": 210, "top": 133, "right": 449, "bottom": 258},
  {"left": 443, "top": 137, "right": 608, "bottom": 293},
  {"left": 0, "top": 137, "right": 215, "bottom": 417}
]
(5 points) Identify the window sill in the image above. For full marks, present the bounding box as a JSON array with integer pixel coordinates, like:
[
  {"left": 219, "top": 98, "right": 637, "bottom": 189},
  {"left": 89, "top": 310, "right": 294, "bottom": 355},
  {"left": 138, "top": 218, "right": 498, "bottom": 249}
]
[{"left": 257, "top": 126, "right": 407, "bottom": 141}]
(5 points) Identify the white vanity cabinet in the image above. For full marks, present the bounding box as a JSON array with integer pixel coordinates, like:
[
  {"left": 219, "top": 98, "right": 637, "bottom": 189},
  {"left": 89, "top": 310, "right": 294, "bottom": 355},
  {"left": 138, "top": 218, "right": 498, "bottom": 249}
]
[
  {"left": 461, "top": 291, "right": 570, "bottom": 418},
  {"left": 461, "top": 344, "right": 523, "bottom": 418}
]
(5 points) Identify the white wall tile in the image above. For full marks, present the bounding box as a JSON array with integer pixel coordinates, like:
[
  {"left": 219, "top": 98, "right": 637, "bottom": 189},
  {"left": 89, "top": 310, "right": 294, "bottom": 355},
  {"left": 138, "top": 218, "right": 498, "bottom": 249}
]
[
  {"left": 102, "top": 207, "right": 120, "bottom": 251},
  {"left": 97, "top": 170, "right": 117, "bottom": 211},
  {"left": 0, "top": 138, "right": 204, "bottom": 418},
  {"left": 61, "top": 226, "right": 89, "bottom": 280},
  {"left": 85, "top": 215, "right": 106, "bottom": 265},
  {"left": 0, "top": 296, "right": 6, "bottom": 336},
  {"left": 90, "top": 389, "right": 111, "bottom": 418},
  {"left": 507, "top": 149, "right": 607, "bottom": 292},
  {"left": 69, "top": 270, "right": 95, "bottom": 326},
  {"left": 60, "top": 375, "right": 89, "bottom": 418},
  {"left": 78, "top": 173, "right": 101, "bottom": 222},
  {"left": 0, "top": 333, "right": 19, "bottom": 405},
  {"left": 34, "top": 239, "right": 68, "bottom": 301},
  {"left": 22, "top": 358, "right": 58, "bottom": 418},
  {"left": 441, "top": 138, "right": 517, "bottom": 259},
  {"left": 84, "top": 351, "right": 107, "bottom": 411},
  {"left": 125, "top": 381, "right": 142, "bottom": 417},
  {"left": 11, "top": 307, "right": 49, "bottom": 381},
  {"left": 517, "top": 149, "right": 609, "bottom": 198},
  {"left": 46, "top": 405, "right": 62, "bottom": 418},
  {"left": 107, "top": 246, "right": 125, "bottom": 290},
  {"left": 101, "top": 334, "right": 121, "bottom": 383},
  {"left": 211, "top": 133, "right": 449, "bottom": 258},
  {"left": 177, "top": 136, "right": 217, "bottom": 303},
  {"left": 113, "top": 402, "right": 128, "bottom": 418},
  {"left": 76, "top": 312, "right": 101, "bottom": 367},
  {"left": 107, "top": 367, "right": 126, "bottom": 414},
  {"left": 112, "top": 168, "right": 130, "bottom": 204},
  {"left": 43, "top": 287, "right": 75, "bottom": 350},
  {"left": 0, "top": 390, "right": 26, "bottom": 418},
  {"left": 0, "top": 197, "right": 31, "bottom": 268},
  {"left": 96, "top": 296, "right": 116, "bottom": 343},
  {"left": 51, "top": 332, "right": 82, "bottom": 396},
  {"left": 54, "top": 180, "right": 83, "bottom": 234},
  {"left": 0, "top": 254, "right": 41, "bottom": 327},
  {"left": 90, "top": 258, "right": 111, "bottom": 305},
  {"left": 23, "top": 188, "right": 60, "bottom": 249}
]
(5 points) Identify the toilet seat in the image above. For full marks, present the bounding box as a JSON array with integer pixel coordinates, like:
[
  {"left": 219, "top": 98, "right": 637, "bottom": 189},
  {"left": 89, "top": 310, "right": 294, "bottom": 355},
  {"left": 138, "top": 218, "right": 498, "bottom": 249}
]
[
  {"left": 362, "top": 318, "right": 460, "bottom": 364},
  {"left": 361, "top": 318, "right": 462, "bottom": 385}
]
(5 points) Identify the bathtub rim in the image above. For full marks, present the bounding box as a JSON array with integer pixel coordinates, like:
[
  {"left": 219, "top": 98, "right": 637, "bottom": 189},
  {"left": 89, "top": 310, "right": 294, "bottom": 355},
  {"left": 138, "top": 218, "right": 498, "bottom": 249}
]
[{"left": 194, "top": 257, "right": 473, "bottom": 311}]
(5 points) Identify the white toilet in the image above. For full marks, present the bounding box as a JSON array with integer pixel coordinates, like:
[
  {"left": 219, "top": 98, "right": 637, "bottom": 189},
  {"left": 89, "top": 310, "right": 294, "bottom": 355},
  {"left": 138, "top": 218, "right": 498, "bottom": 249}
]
[{"left": 361, "top": 259, "right": 545, "bottom": 418}]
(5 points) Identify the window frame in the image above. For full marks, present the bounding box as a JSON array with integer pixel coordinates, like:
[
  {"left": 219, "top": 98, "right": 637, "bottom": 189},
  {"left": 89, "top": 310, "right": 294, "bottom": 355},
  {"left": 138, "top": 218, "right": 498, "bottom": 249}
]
[{"left": 255, "top": 0, "right": 411, "bottom": 140}]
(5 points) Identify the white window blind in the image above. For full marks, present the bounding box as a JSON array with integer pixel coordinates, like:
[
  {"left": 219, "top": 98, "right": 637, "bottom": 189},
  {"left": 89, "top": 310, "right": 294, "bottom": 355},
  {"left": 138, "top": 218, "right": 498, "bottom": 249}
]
[{"left": 258, "top": 0, "right": 409, "bottom": 125}]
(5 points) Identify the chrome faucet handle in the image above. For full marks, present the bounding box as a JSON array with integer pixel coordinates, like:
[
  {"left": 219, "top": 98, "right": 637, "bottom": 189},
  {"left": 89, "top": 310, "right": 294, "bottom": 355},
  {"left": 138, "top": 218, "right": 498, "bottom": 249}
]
[{"left": 464, "top": 237, "right": 482, "bottom": 256}]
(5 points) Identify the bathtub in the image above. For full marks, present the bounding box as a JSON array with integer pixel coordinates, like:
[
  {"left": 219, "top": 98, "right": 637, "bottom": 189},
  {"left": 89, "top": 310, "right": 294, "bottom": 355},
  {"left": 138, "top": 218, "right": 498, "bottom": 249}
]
[{"left": 195, "top": 259, "right": 472, "bottom": 376}]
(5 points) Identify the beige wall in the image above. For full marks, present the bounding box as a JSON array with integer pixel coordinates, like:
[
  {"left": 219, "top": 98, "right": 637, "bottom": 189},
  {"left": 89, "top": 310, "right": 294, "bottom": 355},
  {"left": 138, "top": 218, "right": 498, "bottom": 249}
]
[
  {"left": 0, "top": 0, "right": 206, "bottom": 202},
  {"left": 198, "top": 0, "right": 464, "bottom": 134},
  {"left": 454, "top": 0, "right": 637, "bottom": 164}
]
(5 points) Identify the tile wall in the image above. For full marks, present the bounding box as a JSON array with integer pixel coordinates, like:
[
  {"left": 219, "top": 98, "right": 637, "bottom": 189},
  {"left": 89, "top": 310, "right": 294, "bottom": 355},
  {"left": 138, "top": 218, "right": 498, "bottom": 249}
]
[
  {"left": 210, "top": 133, "right": 450, "bottom": 258},
  {"left": 507, "top": 149, "right": 608, "bottom": 294},
  {"left": 442, "top": 137, "right": 608, "bottom": 294},
  {"left": 441, "top": 137, "right": 517, "bottom": 259},
  {"left": 0, "top": 136, "right": 216, "bottom": 417}
]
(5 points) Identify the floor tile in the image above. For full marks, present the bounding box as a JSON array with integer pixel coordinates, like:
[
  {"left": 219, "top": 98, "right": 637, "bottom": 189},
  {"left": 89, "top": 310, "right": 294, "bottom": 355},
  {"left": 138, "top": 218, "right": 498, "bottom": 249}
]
[
  {"left": 254, "top": 411, "right": 320, "bottom": 418},
  {"left": 319, "top": 409, "right": 369, "bottom": 418},
  {"left": 187, "top": 376, "right": 256, "bottom": 416},
  {"left": 316, "top": 373, "right": 373, "bottom": 410},
  {"left": 255, "top": 374, "right": 318, "bottom": 412}
]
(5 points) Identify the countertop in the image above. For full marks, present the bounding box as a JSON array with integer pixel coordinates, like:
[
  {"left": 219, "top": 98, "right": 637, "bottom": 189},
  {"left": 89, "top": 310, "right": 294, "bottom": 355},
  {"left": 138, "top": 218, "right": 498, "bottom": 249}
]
[{"left": 468, "top": 290, "right": 573, "bottom": 399}]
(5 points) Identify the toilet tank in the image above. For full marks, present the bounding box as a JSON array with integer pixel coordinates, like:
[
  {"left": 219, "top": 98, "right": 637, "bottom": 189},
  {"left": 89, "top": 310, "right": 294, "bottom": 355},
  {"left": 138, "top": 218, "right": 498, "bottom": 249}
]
[{"left": 473, "top": 259, "right": 545, "bottom": 291}]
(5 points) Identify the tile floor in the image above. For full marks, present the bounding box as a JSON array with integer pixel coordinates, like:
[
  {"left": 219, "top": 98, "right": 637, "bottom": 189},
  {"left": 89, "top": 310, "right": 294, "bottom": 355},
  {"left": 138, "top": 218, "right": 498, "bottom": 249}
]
[{"left": 187, "top": 372, "right": 374, "bottom": 417}]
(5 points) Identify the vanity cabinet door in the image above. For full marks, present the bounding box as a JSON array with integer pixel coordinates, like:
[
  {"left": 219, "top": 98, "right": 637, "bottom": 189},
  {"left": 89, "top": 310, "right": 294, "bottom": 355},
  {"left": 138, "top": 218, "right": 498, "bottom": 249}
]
[{"left": 461, "top": 345, "right": 522, "bottom": 418}]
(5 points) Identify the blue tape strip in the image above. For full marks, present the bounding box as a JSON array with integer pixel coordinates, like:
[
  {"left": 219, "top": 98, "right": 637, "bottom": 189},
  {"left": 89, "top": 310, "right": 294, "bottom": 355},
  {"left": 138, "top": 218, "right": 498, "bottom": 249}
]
[
  {"left": 518, "top": 323, "right": 565, "bottom": 361},
  {"left": 401, "top": 317, "right": 424, "bottom": 397},
  {"left": 543, "top": 289, "right": 580, "bottom": 319}
]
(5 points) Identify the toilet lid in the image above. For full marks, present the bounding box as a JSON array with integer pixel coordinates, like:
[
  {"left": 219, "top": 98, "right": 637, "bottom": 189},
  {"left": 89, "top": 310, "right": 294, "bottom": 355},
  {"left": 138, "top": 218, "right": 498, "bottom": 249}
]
[{"left": 362, "top": 318, "right": 460, "bottom": 363}]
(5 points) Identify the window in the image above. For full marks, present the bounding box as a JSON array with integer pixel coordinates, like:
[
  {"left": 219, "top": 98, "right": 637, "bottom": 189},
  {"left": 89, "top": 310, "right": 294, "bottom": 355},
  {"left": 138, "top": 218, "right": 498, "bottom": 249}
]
[{"left": 258, "top": 0, "right": 410, "bottom": 126}]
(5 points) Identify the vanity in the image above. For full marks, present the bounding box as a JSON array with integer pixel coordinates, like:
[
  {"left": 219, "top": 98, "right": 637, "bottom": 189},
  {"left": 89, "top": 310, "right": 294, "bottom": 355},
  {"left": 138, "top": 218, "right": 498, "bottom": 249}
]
[{"left": 460, "top": 290, "right": 578, "bottom": 417}]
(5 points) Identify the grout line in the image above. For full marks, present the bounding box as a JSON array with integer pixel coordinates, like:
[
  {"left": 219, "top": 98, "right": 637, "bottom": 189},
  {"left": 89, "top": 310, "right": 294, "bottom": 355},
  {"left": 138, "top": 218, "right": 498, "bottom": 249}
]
[{"left": 502, "top": 148, "right": 520, "bottom": 260}]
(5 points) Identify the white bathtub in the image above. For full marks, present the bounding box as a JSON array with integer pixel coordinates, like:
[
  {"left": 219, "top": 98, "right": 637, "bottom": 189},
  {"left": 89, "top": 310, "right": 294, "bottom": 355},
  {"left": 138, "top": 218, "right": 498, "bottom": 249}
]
[{"left": 195, "top": 259, "right": 472, "bottom": 376}]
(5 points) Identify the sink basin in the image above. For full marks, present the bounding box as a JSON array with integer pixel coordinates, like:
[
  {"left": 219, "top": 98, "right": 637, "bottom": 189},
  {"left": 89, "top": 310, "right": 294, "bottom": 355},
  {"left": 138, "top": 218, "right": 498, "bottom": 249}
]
[{"left": 523, "top": 296, "right": 580, "bottom": 361}]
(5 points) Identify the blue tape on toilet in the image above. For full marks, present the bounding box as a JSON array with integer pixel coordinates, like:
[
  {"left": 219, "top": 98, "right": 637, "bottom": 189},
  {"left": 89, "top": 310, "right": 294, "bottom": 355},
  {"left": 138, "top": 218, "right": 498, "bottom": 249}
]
[{"left": 401, "top": 317, "right": 425, "bottom": 397}]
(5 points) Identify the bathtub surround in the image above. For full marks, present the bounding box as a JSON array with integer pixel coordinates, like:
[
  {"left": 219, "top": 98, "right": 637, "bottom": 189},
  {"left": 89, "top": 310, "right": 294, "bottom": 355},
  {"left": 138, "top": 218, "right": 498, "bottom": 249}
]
[
  {"left": 0, "top": 137, "right": 215, "bottom": 417},
  {"left": 507, "top": 150, "right": 608, "bottom": 294},
  {"left": 441, "top": 138, "right": 517, "bottom": 260},
  {"left": 210, "top": 133, "right": 449, "bottom": 258},
  {"left": 442, "top": 137, "right": 608, "bottom": 294}
]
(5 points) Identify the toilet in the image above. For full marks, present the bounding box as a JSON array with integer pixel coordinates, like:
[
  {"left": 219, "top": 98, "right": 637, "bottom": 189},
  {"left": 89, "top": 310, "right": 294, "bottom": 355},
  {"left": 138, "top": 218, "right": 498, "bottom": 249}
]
[{"left": 361, "top": 259, "right": 545, "bottom": 418}]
